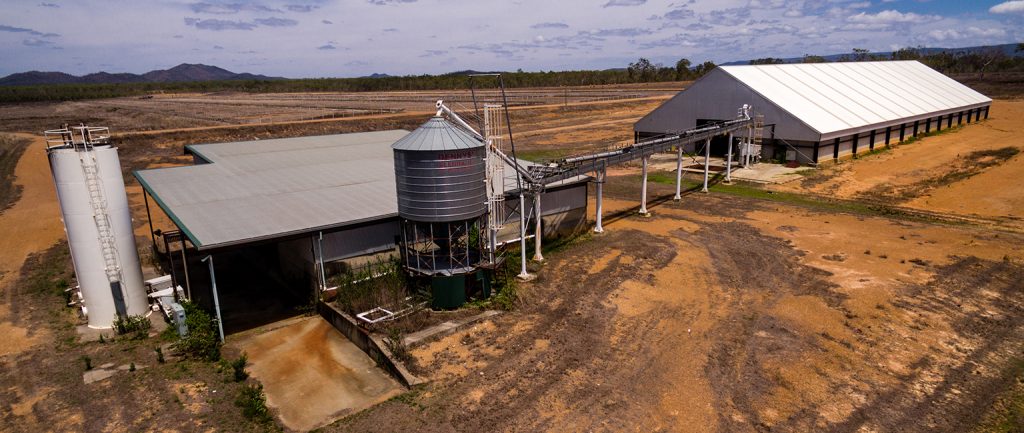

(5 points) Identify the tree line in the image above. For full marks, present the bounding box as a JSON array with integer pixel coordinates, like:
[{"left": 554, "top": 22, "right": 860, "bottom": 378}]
[
  {"left": 0, "top": 59, "right": 719, "bottom": 103},
  {"left": 750, "top": 44, "right": 1024, "bottom": 77},
  {"left": 2, "top": 45, "right": 1019, "bottom": 103}
]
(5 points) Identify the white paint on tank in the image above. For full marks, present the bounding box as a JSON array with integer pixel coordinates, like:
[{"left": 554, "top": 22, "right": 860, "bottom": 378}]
[{"left": 49, "top": 145, "right": 148, "bottom": 328}]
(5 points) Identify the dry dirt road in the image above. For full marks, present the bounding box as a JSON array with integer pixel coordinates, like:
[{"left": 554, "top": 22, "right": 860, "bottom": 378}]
[{"left": 0, "top": 133, "right": 63, "bottom": 358}]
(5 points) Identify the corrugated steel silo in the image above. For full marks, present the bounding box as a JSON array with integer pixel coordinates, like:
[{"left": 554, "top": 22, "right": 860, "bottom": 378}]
[
  {"left": 392, "top": 117, "right": 487, "bottom": 309},
  {"left": 392, "top": 116, "right": 487, "bottom": 222}
]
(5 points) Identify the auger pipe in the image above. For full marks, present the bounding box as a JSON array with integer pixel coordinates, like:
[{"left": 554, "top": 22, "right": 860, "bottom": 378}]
[
  {"left": 534, "top": 116, "right": 755, "bottom": 186},
  {"left": 436, "top": 100, "right": 484, "bottom": 141}
]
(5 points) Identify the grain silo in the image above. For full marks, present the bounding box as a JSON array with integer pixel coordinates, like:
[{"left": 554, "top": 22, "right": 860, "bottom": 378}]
[
  {"left": 46, "top": 126, "right": 148, "bottom": 329},
  {"left": 392, "top": 116, "right": 487, "bottom": 309}
]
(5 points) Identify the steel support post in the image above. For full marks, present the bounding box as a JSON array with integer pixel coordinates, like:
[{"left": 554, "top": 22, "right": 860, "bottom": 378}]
[
  {"left": 747, "top": 136, "right": 752, "bottom": 167},
  {"left": 701, "top": 138, "right": 711, "bottom": 193},
  {"left": 673, "top": 146, "right": 683, "bottom": 200},
  {"left": 517, "top": 192, "right": 530, "bottom": 279},
  {"left": 202, "top": 255, "right": 225, "bottom": 343},
  {"left": 164, "top": 234, "right": 177, "bottom": 295},
  {"left": 180, "top": 236, "right": 191, "bottom": 300},
  {"left": 317, "top": 232, "right": 327, "bottom": 291},
  {"left": 594, "top": 167, "right": 604, "bottom": 233},
  {"left": 143, "top": 190, "right": 156, "bottom": 253},
  {"left": 639, "top": 155, "right": 650, "bottom": 215},
  {"left": 725, "top": 133, "right": 734, "bottom": 184},
  {"left": 533, "top": 193, "right": 543, "bottom": 262}
]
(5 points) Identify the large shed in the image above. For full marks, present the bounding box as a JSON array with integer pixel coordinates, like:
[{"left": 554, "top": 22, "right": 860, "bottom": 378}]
[
  {"left": 635, "top": 61, "right": 992, "bottom": 164},
  {"left": 134, "top": 130, "right": 589, "bottom": 331}
]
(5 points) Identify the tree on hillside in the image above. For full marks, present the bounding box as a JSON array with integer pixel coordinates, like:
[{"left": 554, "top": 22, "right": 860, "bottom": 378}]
[
  {"left": 749, "top": 57, "right": 786, "bottom": 65},
  {"left": 892, "top": 47, "right": 923, "bottom": 61},
  {"left": 628, "top": 58, "right": 658, "bottom": 82},
  {"left": 693, "top": 61, "right": 717, "bottom": 77},
  {"left": 801, "top": 54, "right": 827, "bottom": 63},
  {"left": 675, "top": 58, "right": 692, "bottom": 80}
]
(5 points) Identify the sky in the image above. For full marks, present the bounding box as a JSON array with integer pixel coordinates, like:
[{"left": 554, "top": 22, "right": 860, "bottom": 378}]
[{"left": 1, "top": 0, "right": 1022, "bottom": 78}]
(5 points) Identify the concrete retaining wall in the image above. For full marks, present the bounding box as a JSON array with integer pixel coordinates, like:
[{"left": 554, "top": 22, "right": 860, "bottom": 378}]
[{"left": 316, "top": 301, "right": 425, "bottom": 388}]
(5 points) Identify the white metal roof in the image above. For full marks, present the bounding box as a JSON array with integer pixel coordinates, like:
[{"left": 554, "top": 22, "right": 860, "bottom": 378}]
[
  {"left": 719, "top": 61, "right": 991, "bottom": 136},
  {"left": 135, "top": 130, "right": 583, "bottom": 250}
]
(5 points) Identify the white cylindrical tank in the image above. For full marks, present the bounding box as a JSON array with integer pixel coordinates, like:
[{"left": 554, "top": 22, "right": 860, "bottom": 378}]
[{"left": 49, "top": 144, "right": 148, "bottom": 328}]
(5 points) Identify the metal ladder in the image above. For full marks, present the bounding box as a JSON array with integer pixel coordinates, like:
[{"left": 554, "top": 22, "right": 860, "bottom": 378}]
[
  {"left": 751, "top": 114, "right": 765, "bottom": 163},
  {"left": 483, "top": 105, "right": 506, "bottom": 263},
  {"left": 79, "top": 149, "right": 123, "bottom": 286}
]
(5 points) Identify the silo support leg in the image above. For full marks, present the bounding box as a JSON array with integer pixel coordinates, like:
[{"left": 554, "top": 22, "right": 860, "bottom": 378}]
[
  {"left": 594, "top": 168, "right": 604, "bottom": 233},
  {"left": 673, "top": 146, "right": 683, "bottom": 201},
  {"left": 639, "top": 156, "right": 650, "bottom": 216},
  {"left": 533, "top": 193, "right": 544, "bottom": 262}
]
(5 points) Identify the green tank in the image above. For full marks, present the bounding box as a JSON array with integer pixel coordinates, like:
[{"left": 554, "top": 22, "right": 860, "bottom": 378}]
[{"left": 430, "top": 275, "right": 466, "bottom": 310}]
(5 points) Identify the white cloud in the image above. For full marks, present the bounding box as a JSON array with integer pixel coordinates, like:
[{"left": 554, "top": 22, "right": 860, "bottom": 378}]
[
  {"left": 989, "top": 1, "right": 1024, "bottom": 14},
  {"left": 847, "top": 10, "right": 942, "bottom": 24},
  {"left": 602, "top": 0, "right": 645, "bottom": 7},
  {"left": 926, "top": 27, "right": 1008, "bottom": 42}
]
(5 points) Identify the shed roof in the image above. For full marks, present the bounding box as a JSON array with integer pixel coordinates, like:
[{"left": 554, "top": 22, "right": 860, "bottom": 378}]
[
  {"left": 135, "top": 130, "right": 582, "bottom": 251},
  {"left": 717, "top": 61, "right": 990, "bottom": 136}
]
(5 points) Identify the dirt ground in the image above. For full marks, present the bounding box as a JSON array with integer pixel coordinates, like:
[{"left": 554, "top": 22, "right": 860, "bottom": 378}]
[
  {"left": 327, "top": 179, "right": 1024, "bottom": 433},
  {"left": 778, "top": 99, "right": 1024, "bottom": 230},
  {"left": 3, "top": 83, "right": 1024, "bottom": 432},
  {"left": 0, "top": 83, "right": 681, "bottom": 134}
]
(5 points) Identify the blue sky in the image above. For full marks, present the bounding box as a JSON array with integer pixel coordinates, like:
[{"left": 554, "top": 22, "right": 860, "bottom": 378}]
[{"left": 1, "top": 0, "right": 1021, "bottom": 78}]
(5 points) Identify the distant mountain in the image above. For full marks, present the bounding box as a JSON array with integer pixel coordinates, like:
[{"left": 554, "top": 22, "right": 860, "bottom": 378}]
[
  {"left": 362, "top": 73, "right": 392, "bottom": 79},
  {"left": 0, "top": 63, "right": 281, "bottom": 86},
  {"left": 443, "top": 70, "right": 504, "bottom": 76},
  {"left": 721, "top": 43, "right": 1023, "bottom": 66}
]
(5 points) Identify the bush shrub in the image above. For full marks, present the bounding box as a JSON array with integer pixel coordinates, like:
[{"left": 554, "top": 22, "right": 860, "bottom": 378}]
[
  {"left": 230, "top": 353, "right": 249, "bottom": 382},
  {"left": 384, "top": 328, "right": 412, "bottom": 365},
  {"left": 173, "top": 301, "right": 221, "bottom": 361},
  {"left": 113, "top": 314, "right": 151, "bottom": 338},
  {"left": 235, "top": 383, "right": 272, "bottom": 424},
  {"left": 332, "top": 258, "right": 410, "bottom": 316}
]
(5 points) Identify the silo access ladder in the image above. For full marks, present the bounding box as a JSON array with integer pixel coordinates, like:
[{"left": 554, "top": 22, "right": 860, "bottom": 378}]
[{"left": 79, "top": 151, "right": 124, "bottom": 287}]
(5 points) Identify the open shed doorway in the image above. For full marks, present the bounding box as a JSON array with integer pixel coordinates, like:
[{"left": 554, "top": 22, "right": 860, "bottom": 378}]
[
  {"left": 696, "top": 119, "right": 734, "bottom": 157},
  {"left": 165, "top": 239, "right": 313, "bottom": 335}
]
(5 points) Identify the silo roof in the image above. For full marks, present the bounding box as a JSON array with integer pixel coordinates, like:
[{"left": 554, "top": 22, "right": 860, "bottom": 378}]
[
  {"left": 391, "top": 116, "right": 483, "bottom": 151},
  {"left": 717, "top": 61, "right": 991, "bottom": 137}
]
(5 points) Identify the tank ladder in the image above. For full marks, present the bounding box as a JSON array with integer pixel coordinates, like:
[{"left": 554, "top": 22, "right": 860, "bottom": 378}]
[
  {"left": 483, "top": 104, "right": 506, "bottom": 263},
  {"left": 750, "top": 114, "right": 765, "bottom": 164},
  {"left": 72, "top": 128, "right": 127, "bottom": 316},
  {"left": 80, "top": 152, "right": 123, "bottom": 286}
]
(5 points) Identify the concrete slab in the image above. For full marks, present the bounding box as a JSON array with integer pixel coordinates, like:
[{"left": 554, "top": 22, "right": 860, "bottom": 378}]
[
  {"left": 404, "top": 310, "right": 501, "bottom": 347},
  {"left": 229, "top": 316, "right": 403, "bottom": 432},
  {"left": 648, "top": 154, "right": 810, "bottom": 184}
]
